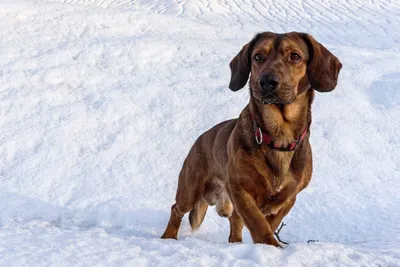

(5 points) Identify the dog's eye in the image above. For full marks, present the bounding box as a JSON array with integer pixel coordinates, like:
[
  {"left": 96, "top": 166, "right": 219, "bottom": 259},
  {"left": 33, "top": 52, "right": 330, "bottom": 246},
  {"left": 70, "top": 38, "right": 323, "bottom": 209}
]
[
  {"left": 290, "top": 53, "right": 301, "bottom": 61},
  {"left": 253, "top": 54, "right": 264, "bottom": 62}
]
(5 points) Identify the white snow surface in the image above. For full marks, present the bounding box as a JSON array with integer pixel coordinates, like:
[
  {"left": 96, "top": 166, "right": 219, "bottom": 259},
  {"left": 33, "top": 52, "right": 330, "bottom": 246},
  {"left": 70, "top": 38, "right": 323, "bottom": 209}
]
[{"left": 1, "top": 0, "right": 400, "bottom": 266}]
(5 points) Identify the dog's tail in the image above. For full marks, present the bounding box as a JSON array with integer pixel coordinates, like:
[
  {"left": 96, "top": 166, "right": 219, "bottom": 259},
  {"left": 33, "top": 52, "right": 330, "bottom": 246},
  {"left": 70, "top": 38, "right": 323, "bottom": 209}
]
[{"left": 189, "top": 199, "right": 208, "bottom": 230}]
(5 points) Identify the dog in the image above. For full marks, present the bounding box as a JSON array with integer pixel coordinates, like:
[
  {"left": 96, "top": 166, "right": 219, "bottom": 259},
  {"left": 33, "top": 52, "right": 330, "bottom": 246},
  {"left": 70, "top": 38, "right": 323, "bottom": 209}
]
[{"left": 161, "top": 32, "right": 342, "bottom": 247}]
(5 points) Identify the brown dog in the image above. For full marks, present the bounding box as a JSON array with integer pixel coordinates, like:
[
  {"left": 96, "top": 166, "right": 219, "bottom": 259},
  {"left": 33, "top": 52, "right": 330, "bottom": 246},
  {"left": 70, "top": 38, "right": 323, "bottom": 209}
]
[{"left": 161, "top": 32, "right": 342, "bottom": 247}]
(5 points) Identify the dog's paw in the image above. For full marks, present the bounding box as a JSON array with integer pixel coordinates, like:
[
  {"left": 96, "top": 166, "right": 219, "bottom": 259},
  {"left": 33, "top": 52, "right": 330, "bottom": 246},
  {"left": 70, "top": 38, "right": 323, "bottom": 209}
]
[{"left": 278, "top": 240, "right": 289, "bottom": 248}]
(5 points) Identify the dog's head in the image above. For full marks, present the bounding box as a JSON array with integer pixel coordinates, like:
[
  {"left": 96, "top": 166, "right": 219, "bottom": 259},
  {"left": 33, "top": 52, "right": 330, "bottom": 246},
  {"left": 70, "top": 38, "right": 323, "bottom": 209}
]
[{"left": 229, "top": 32, "right": 342, "bottom": 104}]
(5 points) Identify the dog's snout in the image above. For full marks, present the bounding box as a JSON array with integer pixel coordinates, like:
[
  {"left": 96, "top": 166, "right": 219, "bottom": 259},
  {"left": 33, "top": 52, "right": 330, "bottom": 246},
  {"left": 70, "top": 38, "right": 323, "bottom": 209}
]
[{"left": 259, "top": 73, "right": 280, "bottom": 91}]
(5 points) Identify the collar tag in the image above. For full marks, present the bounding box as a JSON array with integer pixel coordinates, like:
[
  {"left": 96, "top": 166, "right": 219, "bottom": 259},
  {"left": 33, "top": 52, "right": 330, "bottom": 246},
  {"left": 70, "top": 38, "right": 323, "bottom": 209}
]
[{"left": 251, "top": 112, "right": 310, "bottom": 152}]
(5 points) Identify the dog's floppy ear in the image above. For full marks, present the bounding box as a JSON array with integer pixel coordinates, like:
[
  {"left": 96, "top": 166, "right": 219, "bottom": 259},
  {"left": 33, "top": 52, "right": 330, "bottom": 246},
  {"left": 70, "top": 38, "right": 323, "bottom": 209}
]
[
  {"left": 229, "top": 34, "right": 261, "bottom": 91},
  {"left": 302, "top": 34, "right": 342, "bottom": 92}
]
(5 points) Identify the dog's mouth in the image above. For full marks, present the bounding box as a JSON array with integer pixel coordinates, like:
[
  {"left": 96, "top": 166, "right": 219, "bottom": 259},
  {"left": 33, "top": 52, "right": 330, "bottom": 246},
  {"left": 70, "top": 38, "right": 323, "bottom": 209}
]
[
  {"left": 260, "top": 94, "right": 295, "bottom": 105},
  {"left": 261, "top": 96, "right": 279, "bottom": 105},
  {"left": 250, "top": 87, "right": 296, "bottom": 106}
]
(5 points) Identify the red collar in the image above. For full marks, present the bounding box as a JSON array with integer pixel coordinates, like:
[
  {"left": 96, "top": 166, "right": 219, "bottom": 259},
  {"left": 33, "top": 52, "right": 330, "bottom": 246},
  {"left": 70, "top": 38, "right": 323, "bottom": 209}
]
[{"left": 251, "top": 113, "right": 310, "bottom": 152}]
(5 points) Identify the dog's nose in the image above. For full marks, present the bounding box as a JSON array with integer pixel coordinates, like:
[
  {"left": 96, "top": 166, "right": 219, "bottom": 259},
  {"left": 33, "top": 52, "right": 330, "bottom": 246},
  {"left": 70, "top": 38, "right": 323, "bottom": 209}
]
[{"left": 259, "top": 73, "right": 280, "bottom": 91}]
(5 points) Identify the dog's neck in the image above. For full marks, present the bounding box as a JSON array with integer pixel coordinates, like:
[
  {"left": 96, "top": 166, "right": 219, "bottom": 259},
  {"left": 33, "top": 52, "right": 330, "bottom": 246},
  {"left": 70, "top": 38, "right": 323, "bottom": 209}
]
[{"left": 248, "top": 88, "right": 314, "bottom": 179}]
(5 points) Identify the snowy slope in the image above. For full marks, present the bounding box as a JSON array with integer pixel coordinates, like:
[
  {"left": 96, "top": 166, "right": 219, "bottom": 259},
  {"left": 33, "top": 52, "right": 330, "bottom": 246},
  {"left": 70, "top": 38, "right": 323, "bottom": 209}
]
[{"left": 0, "top": 0, "right": 399, "bottom": 266}]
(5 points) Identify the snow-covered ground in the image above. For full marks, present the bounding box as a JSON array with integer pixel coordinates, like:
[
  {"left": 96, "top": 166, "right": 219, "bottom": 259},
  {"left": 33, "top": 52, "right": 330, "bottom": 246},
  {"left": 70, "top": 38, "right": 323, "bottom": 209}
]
[{"left": 1, "top": 0, "right": 399, "bottom": 266}]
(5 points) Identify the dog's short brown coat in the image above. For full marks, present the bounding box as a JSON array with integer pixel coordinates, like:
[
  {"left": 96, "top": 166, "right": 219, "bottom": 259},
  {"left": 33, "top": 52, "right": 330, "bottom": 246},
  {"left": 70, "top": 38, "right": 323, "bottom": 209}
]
[{"left": 161, "top": 32, "right": 342, "bottom": 246}]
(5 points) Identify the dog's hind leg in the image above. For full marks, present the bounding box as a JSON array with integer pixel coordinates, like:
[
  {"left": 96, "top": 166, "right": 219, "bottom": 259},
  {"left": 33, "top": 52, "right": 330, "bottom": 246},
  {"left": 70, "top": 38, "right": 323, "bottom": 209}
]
[
  {"left": 161, "top": 203, "right": 185, "bottom": 239},
  {"left": 161, "top": 189, "right": 198, "bottom": 239},
  {"left": 216, "top": 191, "right": 233, "bottom": 218},
  {"left": 161, "top": 163, "right": 206, "bottom": 239}
]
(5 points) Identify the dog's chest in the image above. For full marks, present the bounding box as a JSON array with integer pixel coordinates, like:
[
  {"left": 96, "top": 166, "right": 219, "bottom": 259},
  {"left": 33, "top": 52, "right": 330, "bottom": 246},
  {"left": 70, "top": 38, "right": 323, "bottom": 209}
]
[{"left": 256, "top": 178, "right": 298, "bottom": 216}]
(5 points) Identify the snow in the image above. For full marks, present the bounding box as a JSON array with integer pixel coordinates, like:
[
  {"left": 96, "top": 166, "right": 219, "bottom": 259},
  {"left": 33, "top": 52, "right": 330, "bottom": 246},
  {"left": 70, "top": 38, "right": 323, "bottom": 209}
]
[{"left": 0, "top": 0, "right": 399, "bottom": 266}]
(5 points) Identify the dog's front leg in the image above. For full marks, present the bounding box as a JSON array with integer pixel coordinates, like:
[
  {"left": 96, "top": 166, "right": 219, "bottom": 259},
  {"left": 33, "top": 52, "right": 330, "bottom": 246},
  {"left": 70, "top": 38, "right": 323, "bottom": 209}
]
[
  {"left": 228, "top": 181, "right": 281, "bottom": 247},
  {"left": 228, "top": 209, "right": 244, "bottom": 243},
  {"left": 266, "top": 197, "right": 296, "bottom": 232}
]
